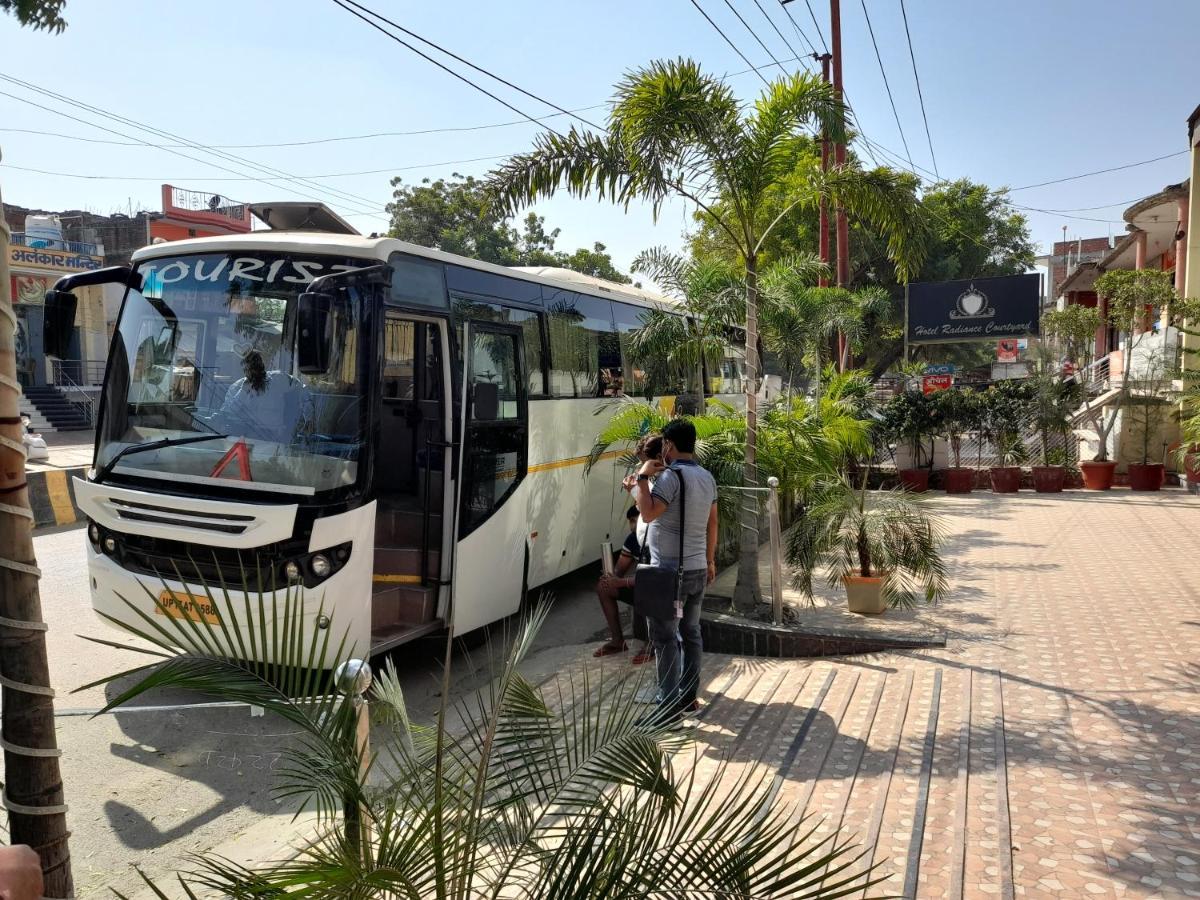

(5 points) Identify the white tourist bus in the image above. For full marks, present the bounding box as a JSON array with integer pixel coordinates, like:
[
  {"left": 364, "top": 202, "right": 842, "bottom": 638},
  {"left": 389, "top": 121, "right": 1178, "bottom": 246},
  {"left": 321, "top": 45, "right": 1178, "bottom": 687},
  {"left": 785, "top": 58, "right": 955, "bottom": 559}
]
[{"left": 50, "top": 204, "right": 745, "bottom": 659}]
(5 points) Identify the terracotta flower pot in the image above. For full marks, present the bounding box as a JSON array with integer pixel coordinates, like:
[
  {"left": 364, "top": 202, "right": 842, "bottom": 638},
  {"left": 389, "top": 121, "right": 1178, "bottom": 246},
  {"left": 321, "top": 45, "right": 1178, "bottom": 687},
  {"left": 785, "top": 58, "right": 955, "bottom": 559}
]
[
  {"left": 1128, "top": 463, "right": 1164, "bottom": 492},
  {"left": 1032, "top": 465, "right": 1065, "bottom": 493},
  {"left": 989, "top": 466, "right": 1021, "bottom": 493},
  {"left": 943, "top": 467, "right": 975, "bottom": 494},
  {"left": 844, "top": 575, "right": 886, "bottom": 615},
  {"left": 899, "top": 468, "right": 930, "bottom": 493},
  {"left": 1079, "top": 460, "right": 1117, "bottom": 491}
]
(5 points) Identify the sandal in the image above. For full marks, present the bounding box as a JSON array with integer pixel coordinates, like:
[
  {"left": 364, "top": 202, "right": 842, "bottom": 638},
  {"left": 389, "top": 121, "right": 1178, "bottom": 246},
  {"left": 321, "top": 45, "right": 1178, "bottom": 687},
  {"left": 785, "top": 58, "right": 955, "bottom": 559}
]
[
  {"left": 593, "top": 641, "right": 628, "bottom": 658},
  {"left": 631, "top": 646, "right": 654, "bottom": 665}
]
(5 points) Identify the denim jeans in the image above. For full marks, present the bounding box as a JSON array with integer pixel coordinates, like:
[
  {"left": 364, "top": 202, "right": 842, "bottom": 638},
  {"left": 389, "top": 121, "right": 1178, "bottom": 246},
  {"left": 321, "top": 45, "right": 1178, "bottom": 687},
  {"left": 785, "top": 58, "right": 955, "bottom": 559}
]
[{"left": 649, "top": 569, "right": 707, "bottom": 713}]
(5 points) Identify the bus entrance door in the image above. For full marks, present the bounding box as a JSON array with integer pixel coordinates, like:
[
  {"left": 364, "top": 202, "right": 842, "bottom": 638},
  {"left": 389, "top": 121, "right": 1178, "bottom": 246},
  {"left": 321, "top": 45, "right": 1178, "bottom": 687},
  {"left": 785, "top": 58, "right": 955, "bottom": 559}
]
[
  {"left": 451, "top": 321, "right": 529, "bottom": 635},
  {"left": 371, "top": 314, "right": 448, "bottom": 648}
]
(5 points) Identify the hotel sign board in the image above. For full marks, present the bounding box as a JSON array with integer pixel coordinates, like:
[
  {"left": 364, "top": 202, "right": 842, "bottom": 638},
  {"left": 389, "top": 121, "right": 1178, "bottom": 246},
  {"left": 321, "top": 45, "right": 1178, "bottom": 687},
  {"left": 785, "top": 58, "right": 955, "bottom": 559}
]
[{"left": 907, "top": 273, "right": 1040, "bottom": 344}]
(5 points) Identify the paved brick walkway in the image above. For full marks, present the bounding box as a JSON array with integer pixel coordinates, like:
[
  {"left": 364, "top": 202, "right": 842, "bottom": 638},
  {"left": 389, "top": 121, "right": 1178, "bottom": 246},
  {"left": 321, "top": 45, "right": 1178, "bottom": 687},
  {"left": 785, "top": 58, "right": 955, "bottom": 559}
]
[{"left": 671, "top": 490, "right": 1200, "bottom": 898}]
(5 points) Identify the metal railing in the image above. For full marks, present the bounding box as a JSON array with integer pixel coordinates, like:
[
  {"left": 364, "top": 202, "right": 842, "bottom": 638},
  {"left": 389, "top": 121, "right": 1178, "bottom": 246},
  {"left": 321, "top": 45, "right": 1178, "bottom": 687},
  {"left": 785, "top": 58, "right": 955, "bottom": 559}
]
[
  {"left": 11, "top": 232, "right": 101, "bottom": 256},
  {"left": 50, "top": 360, "right": 97, "bottom": 425},
  {"left": 956, "top": 426, "right": 1079, "bottom": 469},
  {"left": 1077, "top": 354, "right": 1112, "bottom": 394}
]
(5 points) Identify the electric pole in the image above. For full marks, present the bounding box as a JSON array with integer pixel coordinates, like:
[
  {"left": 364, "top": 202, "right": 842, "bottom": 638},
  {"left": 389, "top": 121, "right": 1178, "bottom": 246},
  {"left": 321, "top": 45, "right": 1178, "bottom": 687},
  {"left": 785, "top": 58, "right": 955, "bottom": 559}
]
[
  {"left": 817, "top": 52, "right": 832, "bottom": 289},
  {"left": 830, "top": 0, "right": 851, "bottom": 370}
]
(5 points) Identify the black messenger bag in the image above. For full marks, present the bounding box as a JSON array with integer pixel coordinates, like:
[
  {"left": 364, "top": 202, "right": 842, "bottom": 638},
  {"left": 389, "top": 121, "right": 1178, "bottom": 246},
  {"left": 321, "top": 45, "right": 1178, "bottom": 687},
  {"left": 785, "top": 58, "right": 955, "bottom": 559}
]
[{"left": 633, "top": 465, "right": 687, "bottom": 621}]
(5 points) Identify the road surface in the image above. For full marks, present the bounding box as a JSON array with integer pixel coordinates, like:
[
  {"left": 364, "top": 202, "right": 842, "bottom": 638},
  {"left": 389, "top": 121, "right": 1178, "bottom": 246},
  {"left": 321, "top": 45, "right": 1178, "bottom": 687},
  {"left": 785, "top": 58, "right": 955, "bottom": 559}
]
[{"left": 29, "top": 525, "right": 611, "bottom": 898}]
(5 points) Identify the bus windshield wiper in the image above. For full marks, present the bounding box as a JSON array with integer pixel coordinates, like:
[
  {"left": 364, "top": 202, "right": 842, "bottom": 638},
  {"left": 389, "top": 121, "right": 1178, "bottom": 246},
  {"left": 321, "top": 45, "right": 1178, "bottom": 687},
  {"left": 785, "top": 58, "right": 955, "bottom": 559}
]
[{"left": 95, "top": 433, "right": 229, "bottom": 483}]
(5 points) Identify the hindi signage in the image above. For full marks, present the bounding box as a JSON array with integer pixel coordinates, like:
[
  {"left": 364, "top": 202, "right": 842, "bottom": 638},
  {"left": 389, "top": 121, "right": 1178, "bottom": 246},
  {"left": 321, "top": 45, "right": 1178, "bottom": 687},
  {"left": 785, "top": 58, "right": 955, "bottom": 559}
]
[
  {"left": 907, "top": 273, "right": 1040, "bottom": 344},
  {"left": 921, "top": 374, "right": 953, "bottom": 395},
  {"left": 8, "top": 244, "right": 103, "bottom": 273}
]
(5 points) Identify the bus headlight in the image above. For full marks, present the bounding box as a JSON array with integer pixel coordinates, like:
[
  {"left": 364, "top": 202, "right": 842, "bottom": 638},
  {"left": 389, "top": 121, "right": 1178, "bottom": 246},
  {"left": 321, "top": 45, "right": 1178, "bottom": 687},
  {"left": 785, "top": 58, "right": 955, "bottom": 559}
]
[
  {"left": 103, "top": 536, "right": 118, "bottom": 554},
  {"left": 310, "top": 554, "right": 332, "bottom": 578},
  {"left": 284, "top": 561, "right": 301, "bottom": 582},
  {"left": 88, "top": 523, "right": 101, "bottom": 547}
]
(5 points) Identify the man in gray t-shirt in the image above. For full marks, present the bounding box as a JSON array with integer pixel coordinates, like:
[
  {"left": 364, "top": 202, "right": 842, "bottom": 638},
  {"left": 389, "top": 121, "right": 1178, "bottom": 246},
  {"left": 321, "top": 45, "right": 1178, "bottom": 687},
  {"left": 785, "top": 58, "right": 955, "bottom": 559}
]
[{"left": 633, "top": 419, "right": 718, "bottom": 722}]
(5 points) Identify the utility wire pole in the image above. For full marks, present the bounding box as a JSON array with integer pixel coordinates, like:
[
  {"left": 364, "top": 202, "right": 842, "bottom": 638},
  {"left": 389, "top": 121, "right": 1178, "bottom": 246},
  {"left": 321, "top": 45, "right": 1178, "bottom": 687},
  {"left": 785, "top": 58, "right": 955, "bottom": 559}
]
[
  {"left": 817, "top": 51, "right": 832, "bottom": 288},
  {"left": 0, "top": 168, "right": 74, "bottom": 897},
  {"left": 830, "top": 0, "right": 851, "bottom": 370}
]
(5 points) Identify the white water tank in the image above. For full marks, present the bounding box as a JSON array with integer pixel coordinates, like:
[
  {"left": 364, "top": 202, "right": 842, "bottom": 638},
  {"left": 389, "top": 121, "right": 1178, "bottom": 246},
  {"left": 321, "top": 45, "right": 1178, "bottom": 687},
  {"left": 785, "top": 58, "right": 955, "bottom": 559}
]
[{"left": 25, "top": 214, "right": 64, "bottom": 248}]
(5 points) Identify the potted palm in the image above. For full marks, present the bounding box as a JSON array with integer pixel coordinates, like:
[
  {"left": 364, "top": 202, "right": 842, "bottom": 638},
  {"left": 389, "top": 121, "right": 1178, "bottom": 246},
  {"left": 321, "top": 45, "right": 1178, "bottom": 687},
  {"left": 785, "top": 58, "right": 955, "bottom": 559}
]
[
  {"left": 1029, "top": 365, "right": 1080, "bottom": 493},
  {"left": 786, "top": 471, "right": 948, "bottom": 614},
  {"left": 882, "top": 388, "right": 938, "bottom": 492},
  {"left": 1042, "top": 305, "right": 1114, "bottom": 489},
  {"left": 1123, "top": 353, "right": 1175, "bottom": 492},
  {"left": 934, "top": 387, "right": 983, "bottom": 494},
  {"left": 982, "top": 379, "right": 1031, "bottom": 493}
]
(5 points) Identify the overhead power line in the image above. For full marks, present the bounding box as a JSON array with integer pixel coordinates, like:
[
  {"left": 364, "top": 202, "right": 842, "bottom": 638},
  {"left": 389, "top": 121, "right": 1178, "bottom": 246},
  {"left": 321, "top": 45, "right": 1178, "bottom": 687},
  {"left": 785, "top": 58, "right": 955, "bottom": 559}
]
[
  {"left": 0, "top": 85, "right": 387, "bottom": 221},
  {"left": 749, "top": 0, "right": 810, "bottom": 72},
  {"left": 0, "top": 56, "right": 790, "bottom": 151},
  {"left": 859, "top": 0, "right": 915, "bottom": 174},
  {"left": 0, "top": 74, "right": 387, "bottom": 217},
  {"left": 0, "top": 74, "right": 385, "bottom": 217},
  {"left": 690, "top": 0, "right": 771, "bottom": 87},
  {"left": 898, "top": 0, "right": 938, "bottom": 180},
  {"left": 719, "top": 0, "right": 788, "bottom": 77},
  {"left": 0, "top": 154, "right": 511, "bottom": 183},
  {"left": 1009, "top": 150, "right": 1190, "bottom": 192},
  {"left": 776, "top": 0, "right": 820, "bottom": 58},
  {"left": 335, "top": 0, "right": 604, "bottom": 133},
  {"left": 329, "top": 0, "right": 569, "bottom": 140},
  {"left": 802, "top": 0, "right": 829, "bottom": 52}
]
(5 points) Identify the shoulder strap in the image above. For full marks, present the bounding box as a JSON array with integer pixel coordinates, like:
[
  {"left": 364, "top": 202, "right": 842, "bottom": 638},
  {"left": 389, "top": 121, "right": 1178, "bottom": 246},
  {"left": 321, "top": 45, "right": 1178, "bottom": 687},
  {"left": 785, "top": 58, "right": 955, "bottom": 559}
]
[{"left": 675, "top": 464, "right": 686, "bottom": 565}]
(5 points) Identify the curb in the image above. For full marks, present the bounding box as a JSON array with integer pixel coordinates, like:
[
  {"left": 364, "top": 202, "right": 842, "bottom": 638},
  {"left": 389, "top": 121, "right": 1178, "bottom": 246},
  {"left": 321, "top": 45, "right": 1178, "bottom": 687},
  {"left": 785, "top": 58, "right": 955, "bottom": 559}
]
[{"left": 25, "top": 466, "right": 87, "bottom": 529}]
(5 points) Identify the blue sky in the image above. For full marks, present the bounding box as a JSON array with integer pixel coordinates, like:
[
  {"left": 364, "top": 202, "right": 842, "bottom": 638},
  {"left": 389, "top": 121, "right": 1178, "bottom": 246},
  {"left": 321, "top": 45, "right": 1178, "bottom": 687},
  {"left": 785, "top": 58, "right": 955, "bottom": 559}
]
[{"left": 2, "top": 0, "right": 1197, "bottom": 273}]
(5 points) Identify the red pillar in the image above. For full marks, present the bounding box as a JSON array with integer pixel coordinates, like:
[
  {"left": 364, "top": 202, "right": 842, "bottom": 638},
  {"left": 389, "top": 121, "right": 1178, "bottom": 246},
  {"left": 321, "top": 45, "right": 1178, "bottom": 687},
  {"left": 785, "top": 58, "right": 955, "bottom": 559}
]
[
  {"left": 1095, "top": 293, "right": 1109, "bottom": 359},
  {"left": 1133, "top": 229, "right": 1149, "bottom": 333},
  {"left": 1176, "top": 196, "right": 1189, "bottom": 298}
]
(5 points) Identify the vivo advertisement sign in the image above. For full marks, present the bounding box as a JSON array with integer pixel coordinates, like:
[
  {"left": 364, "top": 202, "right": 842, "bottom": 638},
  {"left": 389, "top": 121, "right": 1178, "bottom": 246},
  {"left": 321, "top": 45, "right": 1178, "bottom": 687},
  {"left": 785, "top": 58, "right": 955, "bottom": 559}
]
[{"left": 907, "top": 273, "right": 1040, "bottom": 344}]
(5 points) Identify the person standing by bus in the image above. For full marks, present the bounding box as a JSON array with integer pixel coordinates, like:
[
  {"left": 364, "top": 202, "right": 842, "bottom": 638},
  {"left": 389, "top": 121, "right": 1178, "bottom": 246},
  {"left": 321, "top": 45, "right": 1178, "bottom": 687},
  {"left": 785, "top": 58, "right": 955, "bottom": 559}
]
[
  {"left": 594, "top": 433, "right": 662, "bottom": 662},
  {"left": 633, "top": 419, "right": 717, "bottom": 721}
]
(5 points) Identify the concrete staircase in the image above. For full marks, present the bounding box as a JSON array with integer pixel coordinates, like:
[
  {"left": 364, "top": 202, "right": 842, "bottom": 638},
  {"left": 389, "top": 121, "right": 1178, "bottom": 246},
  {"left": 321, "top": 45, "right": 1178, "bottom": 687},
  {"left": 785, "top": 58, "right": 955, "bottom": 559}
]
[
  {"left": 18, "top": 396, "right": 54, "bottom": 433},
  {"left": 21, "top": 385, "right": 91, "bottom": 431}
]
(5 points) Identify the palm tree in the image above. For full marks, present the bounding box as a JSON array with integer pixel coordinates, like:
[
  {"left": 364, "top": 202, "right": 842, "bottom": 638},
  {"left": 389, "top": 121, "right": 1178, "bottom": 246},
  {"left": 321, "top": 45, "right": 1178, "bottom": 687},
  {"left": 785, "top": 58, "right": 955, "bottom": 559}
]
[
  {"left": 488, "top": 59, "right": 927, "bottom": 611},
  {"left": 0, "top": 186, "right": 73, "bottom": 896},
  {"left": 625, "top": 247, "right": 743, "bottom": 414},
  {"left": 90, "top": 578, "right": 885, "bottom": 898},
  {"left": 759, "top": 260, "right": 890, "bottom": 400}
]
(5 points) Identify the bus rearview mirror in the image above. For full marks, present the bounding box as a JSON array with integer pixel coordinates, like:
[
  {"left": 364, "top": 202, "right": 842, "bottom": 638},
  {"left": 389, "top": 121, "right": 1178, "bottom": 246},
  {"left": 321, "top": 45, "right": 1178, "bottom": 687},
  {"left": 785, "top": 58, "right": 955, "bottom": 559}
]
[
  {"left": 43, "top": 289, "right": 78, "bottom": 359},
  {"left": 296, "top": 291, "right": 331, "bottom": 374}
]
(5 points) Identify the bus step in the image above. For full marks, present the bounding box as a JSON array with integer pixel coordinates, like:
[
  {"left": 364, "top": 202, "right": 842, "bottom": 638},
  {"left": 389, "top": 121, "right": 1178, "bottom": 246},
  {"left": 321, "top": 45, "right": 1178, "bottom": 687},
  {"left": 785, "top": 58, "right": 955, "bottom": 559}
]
[
  {"left": 378, "top": 509, "right": 441, "bottom": 545},
  {"left": 371, "top": 583, "right": 437, "bottom": 630},
  {"left": 373, "top": 547, "right": 440, "bottom": 578}
]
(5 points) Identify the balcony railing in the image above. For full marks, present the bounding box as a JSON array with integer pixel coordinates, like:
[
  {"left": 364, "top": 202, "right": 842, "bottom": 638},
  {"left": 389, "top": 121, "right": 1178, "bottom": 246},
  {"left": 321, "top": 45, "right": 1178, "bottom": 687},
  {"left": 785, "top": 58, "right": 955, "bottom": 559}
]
[{"left": 11, "top": 232, "right": 101, "bottom": 256}]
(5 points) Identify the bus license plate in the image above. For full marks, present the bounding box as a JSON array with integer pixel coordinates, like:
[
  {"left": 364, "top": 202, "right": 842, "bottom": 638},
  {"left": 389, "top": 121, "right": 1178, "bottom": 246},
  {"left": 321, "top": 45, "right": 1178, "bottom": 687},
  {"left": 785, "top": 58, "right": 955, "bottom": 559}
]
[{"left": 155, "top": 590, "right": 220, "bottom": 625}]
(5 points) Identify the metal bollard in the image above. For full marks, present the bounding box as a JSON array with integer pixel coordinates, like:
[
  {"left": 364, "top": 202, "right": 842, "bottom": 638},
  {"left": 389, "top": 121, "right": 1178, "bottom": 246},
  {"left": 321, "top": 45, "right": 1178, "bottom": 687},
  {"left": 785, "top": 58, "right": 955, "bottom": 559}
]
[
  {"left": 334, "top": 658, "right": 373, "bottom": 853},
  {"left": 766, "top": 477, "right": 784, "bottom": 625}
]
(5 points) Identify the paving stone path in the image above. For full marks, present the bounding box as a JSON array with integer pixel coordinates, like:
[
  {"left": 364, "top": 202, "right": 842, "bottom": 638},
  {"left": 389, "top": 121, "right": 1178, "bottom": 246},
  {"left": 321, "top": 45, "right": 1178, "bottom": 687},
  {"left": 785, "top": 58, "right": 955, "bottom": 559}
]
[{"left": 638, "top": 490, "right": 1199, "bottom": 898}]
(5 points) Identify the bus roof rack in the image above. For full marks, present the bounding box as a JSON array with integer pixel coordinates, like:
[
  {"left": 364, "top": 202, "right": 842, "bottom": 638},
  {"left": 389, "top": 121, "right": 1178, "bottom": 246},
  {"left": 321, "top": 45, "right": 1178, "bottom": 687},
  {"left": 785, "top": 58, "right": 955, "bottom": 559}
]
[{"left": 249, "top": 202, "right": 360, "bottom": 235}]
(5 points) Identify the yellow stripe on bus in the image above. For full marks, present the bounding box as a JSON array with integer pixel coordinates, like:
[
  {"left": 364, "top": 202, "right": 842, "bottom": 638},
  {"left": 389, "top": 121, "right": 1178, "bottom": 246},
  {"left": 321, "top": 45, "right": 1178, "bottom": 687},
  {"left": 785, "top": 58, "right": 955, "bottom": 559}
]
[
  {"left": 45, "top": 470, "right": 77, "bottom": 526},
  {"left": 527, "top": 449, "right": 624, "bottom": 474},
  {"left": 373, "top": 574, "right": 423, "bottom": 584}
]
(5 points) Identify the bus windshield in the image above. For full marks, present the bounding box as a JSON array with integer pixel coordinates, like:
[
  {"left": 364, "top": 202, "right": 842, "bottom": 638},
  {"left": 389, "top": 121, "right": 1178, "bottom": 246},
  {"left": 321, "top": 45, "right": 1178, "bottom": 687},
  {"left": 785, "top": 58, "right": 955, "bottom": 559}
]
[{"left": 97, "top": 251, "right": 374, "bottom": 494}]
